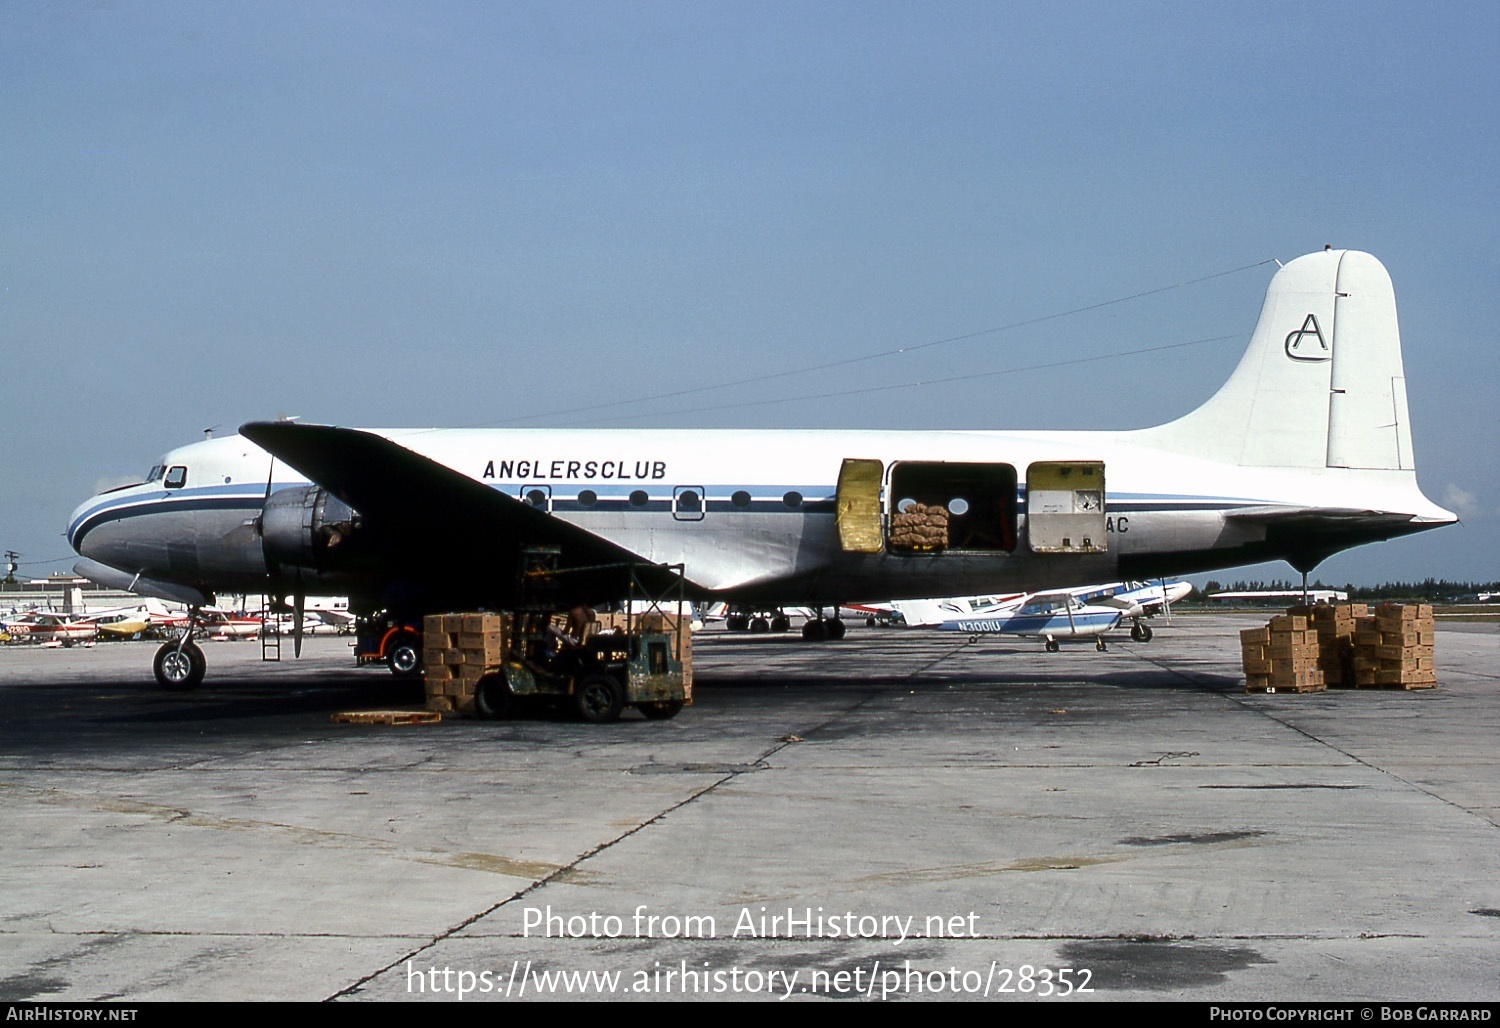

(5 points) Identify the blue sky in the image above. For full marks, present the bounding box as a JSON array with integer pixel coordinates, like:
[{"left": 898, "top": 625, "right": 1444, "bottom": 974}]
[{"left": 3, "top": 1, "right": 1495, "bottom": 588}]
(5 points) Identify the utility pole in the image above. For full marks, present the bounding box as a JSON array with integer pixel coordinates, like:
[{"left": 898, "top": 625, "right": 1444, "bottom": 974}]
[{"left": 3, "top": 551, "right": 18, "bottom": 585}]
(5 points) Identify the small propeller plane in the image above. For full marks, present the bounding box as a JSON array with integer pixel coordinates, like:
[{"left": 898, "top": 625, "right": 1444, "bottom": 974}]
[
  {"left": 1072, "top": 579, "right": 1193, "bottom": 641},
  {"left": 931, "top": 590, "right": 1124, "bottom": 651},
  {"left": 66, "top": 249, "right": 1456, "bottom": 688},
  {"left": 883, "top": 578, "right": 1192, "bottom": 647}
]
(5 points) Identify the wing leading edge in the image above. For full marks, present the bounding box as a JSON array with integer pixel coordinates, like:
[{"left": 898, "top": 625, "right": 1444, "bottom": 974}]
[{"left": 239, "top": 421, "right": 660, "bottom": 606}]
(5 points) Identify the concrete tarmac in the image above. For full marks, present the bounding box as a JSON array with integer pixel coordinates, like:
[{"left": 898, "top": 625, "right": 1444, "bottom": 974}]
[{"left": 1, "top": 614, "right": 1496, "bottom": 1003}]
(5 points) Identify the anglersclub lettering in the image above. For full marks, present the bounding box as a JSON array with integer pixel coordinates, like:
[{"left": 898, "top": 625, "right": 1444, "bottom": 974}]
[{"left": 482, "top": 458, "right": 667, "bottom": 481}]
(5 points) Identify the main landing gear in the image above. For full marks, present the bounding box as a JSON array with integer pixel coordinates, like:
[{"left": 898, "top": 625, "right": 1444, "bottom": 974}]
[
  {"left": 800, "top": 614, "right": 846, "bottom": 641},
  {"left": 725, "top": 606, "right": 846, "bottom": 642},
  {"left": 1129, "top": 622, "right": 1154, "bottom": 642},
  {"left": 727, "top": 610, "right": 792, "bottom": 633}
]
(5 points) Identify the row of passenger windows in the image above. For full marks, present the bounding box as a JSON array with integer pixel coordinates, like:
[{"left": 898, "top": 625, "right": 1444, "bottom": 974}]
[
  {"left": 520, "top": 488, "right": 971, "bottom": 513},
  {"left": 523, "top": 488, "right": 807, "bottom": 510},
  {"left": 150, "top": 469, "right": 967, "bottom": 517}
]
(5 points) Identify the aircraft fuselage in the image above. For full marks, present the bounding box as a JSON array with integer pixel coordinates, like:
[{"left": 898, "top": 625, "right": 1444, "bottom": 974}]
[{"left": 68, "top": 424, "right": 1448, "bottom": 611}]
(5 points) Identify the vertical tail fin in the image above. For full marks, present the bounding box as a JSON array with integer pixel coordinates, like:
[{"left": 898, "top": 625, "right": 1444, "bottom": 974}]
[{"left": 1138, "top": 249, "right": 1413, "bottom": 470}]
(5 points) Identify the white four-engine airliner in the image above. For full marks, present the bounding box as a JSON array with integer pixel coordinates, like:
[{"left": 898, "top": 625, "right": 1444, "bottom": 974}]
[{"left": 68, "top": 249, "right": 1455, "bottom": 687}]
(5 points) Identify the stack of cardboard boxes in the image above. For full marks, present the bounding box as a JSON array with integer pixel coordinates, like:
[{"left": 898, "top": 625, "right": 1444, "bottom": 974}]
[
  {"left": 421, "top": 612, "right": 506, "bottom": 714},
  {"left": 1241, "top": 613, "right": 1324, "bottom": 693},
  {"left": 1241, "top": 603, "right": 1437, "bottom": 692},
  {"left": 1353, "top": 603, "right": 1437, "bottom": 689},
  {"left": 1300, "top": 603, "right": 1367, "bottom": 687}
]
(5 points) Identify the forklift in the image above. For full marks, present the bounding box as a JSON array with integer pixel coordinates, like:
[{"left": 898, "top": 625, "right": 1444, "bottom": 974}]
[{"left": 470, "top": 549, "right": 692, "bottom": 723}]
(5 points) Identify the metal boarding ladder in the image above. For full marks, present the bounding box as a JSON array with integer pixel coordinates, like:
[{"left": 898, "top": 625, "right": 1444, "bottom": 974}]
[{"left": 260, "top": 596, "right": 281, "bottom": 661}]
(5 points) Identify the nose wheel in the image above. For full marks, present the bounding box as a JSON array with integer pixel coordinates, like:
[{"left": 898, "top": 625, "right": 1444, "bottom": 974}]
[{"left": 153, "top": 640, "right": 206, "bottom": 690}]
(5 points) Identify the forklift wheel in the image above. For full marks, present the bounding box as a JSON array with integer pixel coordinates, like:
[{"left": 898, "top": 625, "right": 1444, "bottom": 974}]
[
  {"left": 638, "top": 700, "right": 684, "bottom": 720},
  {"left": 573, "top": 673, "right": 625, "bottom": 724},
  {"left": 475, "top": 673, "right": 513, "bottom": 720},
  {"left": 386, "top": 634, "right": 423, "bottom": 678}
]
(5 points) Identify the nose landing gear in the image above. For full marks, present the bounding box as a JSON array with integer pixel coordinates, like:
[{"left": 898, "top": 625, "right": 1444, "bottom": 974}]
[{"left": 153, "top": 608, "right": 208, "bottom": 689}]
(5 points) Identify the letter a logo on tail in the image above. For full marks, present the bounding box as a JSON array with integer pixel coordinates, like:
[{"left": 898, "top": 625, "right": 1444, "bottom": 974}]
[{"left": 1285, "top": 313, "right": 1330, "bottom": 362}]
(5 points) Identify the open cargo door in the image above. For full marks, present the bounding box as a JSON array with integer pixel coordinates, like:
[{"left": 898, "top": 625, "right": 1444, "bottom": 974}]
[
  {"left": 836, "top": 458, "right": 884, "bottom": 553},
  {"left": 1026, "top": 461, "right": 1106, "bottom": 553}
]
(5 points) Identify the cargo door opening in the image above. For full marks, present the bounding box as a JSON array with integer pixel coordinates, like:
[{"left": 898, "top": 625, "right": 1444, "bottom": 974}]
[
  {"left": 886, "top": 462, "right": 1017, "bottom": 553},
  {"left": 1026, "top": 461, "right": 1106, "bottom": 553}
]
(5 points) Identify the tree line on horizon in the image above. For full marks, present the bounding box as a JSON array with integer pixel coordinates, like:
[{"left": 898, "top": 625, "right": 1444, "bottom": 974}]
[{"left": 1197, "top": 578, "right": 1498, "bottom": 602}]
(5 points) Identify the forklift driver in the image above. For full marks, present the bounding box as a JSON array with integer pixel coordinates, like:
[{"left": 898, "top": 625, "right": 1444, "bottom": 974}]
[{"left": 548, "top": 602, "right": 595, "bottom": 653}]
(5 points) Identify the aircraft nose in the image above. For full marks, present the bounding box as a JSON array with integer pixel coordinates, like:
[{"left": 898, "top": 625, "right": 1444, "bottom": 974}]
[
  {"left": 67, "top": 490, "right": 136, "bottom": 566},
  {"left": 67, "top": 494, "right": 102, "bottom": 555}
]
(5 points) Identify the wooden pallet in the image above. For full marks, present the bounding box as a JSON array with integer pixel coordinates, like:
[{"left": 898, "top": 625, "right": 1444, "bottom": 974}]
[{"left": 330, "top": 709, "right": 443, "bottom": 725}]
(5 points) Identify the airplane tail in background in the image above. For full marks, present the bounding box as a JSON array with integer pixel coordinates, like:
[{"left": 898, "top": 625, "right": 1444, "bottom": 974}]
[{"left": 1137, "top": 249, "right": 1414, "bottom": 471}]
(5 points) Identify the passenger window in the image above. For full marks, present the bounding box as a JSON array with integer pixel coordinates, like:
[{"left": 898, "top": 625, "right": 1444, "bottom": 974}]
[
  {"left": 673, "top": 486, "right": 705, "bottom": 522},
  {"left": 164, "top": 466, "right": 188, "bottom": 489}
]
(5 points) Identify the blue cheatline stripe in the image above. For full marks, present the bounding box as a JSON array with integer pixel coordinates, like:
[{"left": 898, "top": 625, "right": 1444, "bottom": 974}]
[
  {"left": 69, "top": 494, "right": 265, "bottom": 548},
  {"left": 70, "top": 480, "right": 1285, "bottom": 551},
  {"left": 939, "top": 611, "right": 1119, "bottom": 633}
]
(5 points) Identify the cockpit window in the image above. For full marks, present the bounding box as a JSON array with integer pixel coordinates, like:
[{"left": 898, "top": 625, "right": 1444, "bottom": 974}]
[
  {"left": 164, "top": 466, "right": 188, "bottom": 489},
  {"left": 147, "top": 465, "right": 165, "bottom": 483}
]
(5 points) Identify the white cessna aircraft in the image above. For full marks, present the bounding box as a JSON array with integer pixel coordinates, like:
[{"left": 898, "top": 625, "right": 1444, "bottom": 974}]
[
  {"left": 68, "top": 249, "right": 1455, "bottom": 687},
  {"left": 889, "top": 578, "right": 1193, "bottom": 643}
]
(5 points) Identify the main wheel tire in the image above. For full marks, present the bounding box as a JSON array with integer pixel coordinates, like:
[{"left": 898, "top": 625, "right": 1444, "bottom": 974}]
[
  {"left": 771, "top": 615, "right": 790, "bottom": 633},
  {"left": 474, "top": 672, "right": 514, "bottom": 720},
  {"left": 1131, "top": 623, "right": 1154, "bottom": 642},
  {"left": 1095, "top": 637, "right": 1108, "bottom": 652},
  {"left": 825, "top": 618, "right": 846, "bottom": 641},
  {"left": 726, "top": 615, "right": 748, "bottom": 632},
  {"left": 153, "top": 641, "right": 206, "bottom": 690},
  {"left": 573, "top": 673, "right": 625, "bottom": 724},
  {"left": 802, "top": 619, "right": 828, "bottom": 641},
  {"left": 638, "top": 700, "right": 684, "bottom": 720},
  {"left": 386, "top": 634, "right": 423, "bottom": 678},
  {"left": 749, "top": 617, "right": 770, "bottom": 633},
  {"left": 1045, "top": 638, "right": 1060, "bottom": 653}
]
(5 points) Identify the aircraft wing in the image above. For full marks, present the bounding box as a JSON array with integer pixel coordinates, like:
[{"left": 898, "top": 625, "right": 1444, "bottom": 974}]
[{"left": 239, "top": 421, "right": 665, "bottom": 606}]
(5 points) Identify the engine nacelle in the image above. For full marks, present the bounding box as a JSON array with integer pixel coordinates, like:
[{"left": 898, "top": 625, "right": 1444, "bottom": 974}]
[{"left": 260, "top": 486, "right": 358, "bottom": 572}]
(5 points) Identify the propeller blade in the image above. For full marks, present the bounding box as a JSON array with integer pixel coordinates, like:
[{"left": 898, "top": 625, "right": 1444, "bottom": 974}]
[{"left": 293, "top": 591, "right": 304, "bottom": 658}]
